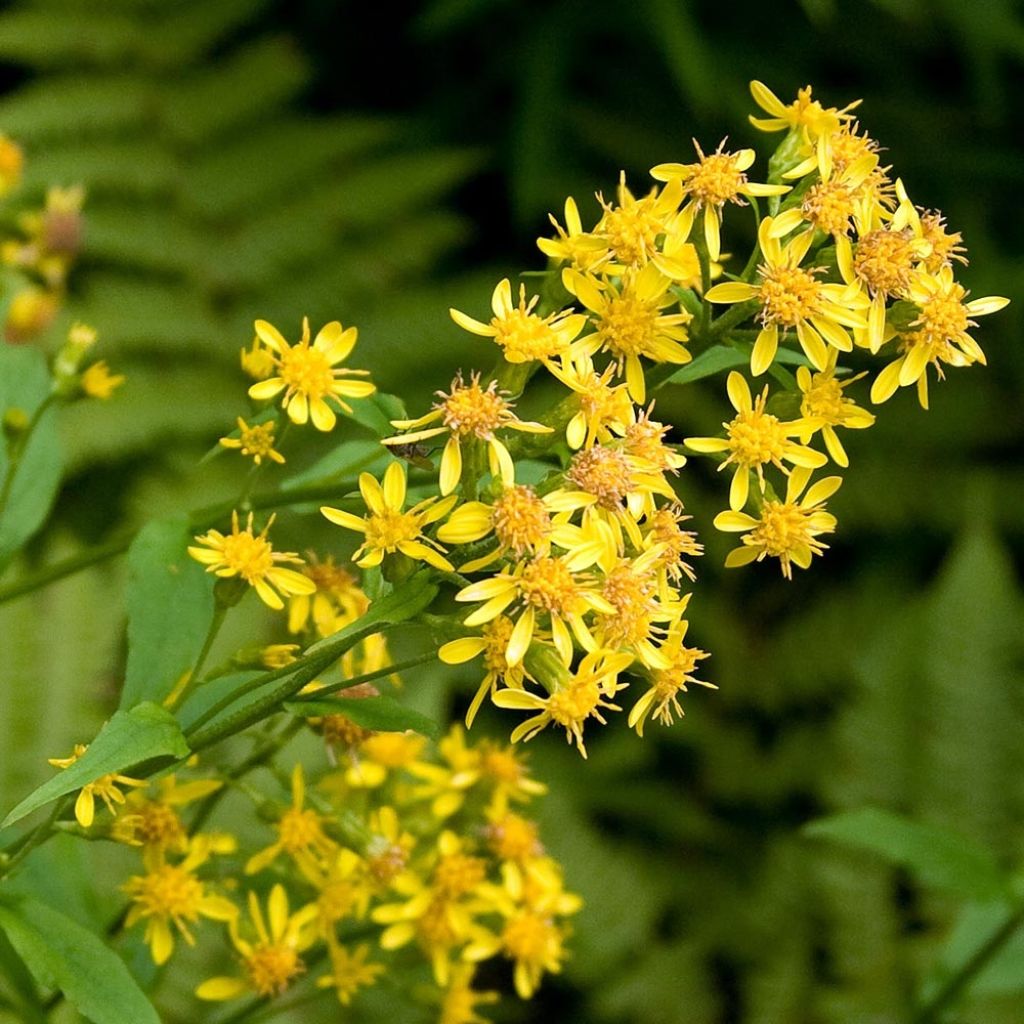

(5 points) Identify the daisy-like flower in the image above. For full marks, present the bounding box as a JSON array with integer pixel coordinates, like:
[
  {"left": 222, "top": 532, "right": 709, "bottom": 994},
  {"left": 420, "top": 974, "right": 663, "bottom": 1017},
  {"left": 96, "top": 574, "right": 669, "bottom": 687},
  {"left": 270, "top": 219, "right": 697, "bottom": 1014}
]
[
  {"left": 196, "top": 885, "right": 319, "bottom": 1001},
  {"left": 189, "top": 511, "right": 316, "bottom": 611},
  {"left": 545, "top": 352, "right": 634, "bottom": 450},
  {"left": 123, "top": 837, "right": 238, "bottom": 966},
  {"left": 439, "top": 617, "right": 531, "bottom": 728},
  {"left": 455, "top": 549, "right": 613, "bottom": 667},
  {"left": 564, "top": 262, "right": 692, "bottom": 403},
  {"left": 491, "top": 650, "right": 634, "bottom": 757},
  {"left": 247, "top": 317, "right": 375, "bottom": 431},
  {"left": 714, "top": 467, "right": 842, "bottom": 579},
  {"left": 240, "top": 337, "right": 275, "bottom": 380},
  {"left": 112, "top": 774, "right": 224, "bottom": 855},
  {"left": 382, "top": 373, "right": 552, "bottom": 495},
  {"left": 536, "top": 196, "right": 608, "bottom": 272},
  {"left": 685, "top": 371, "right": 826, "bottom": 511},
  {"left": 245, "top": 764, "right": 338, "bottom": 880},
  {"left": 704, "top": 216, "right": 869, "bottom": 374},
  {"left": 287, "top": 553, "right": 368, "bottom": 636},
  {"left": 47, "top": 744, "right": 147, "bottom": 828},
  {"left": 475, "top": 740, "right": 548, "bottom": 816},
  {"left": 437, "top": 963, "right": 500, "bottom": 1024},
  {"left": 449, "top": 278, "right": 587, "bottom": 367},
  {"left": 321, "top": 461, "right": 457, "bottom": 571},
  {"left": 642, "top": 503, "right": 704, "bottom": 588},
  {"left": 796, "top": 351, "right": 875, "bottom": 467},
  {"left": 871, "top": 266, "right": 1008, "bottom": 409},
  {"left": 650, "top": 140, "right": 789, "bottom": 261},
  {"left": 628, "top": 617, "right": 714, "bottom": 737},
  {"left": 80, "top": 361, "right": 124, "bottom": 400},
  {"left": 437, "top": 484, "right": 593, "bottom": 571},
  {"left": 316, "top": 942, "right": 385, "bottom": 1006},
  {"left": 748, "top": 80, "right": 861, "bottom": 181},
  {"left": 218, "top": 416, "right": 285, "bottom": 465}
]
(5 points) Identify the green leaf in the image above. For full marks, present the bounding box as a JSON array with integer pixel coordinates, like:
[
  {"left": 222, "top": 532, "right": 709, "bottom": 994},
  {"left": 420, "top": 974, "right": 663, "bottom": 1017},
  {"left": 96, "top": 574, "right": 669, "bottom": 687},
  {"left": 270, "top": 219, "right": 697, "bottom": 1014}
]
[
  {"left": 668, "top": 343, "right": 811, "bottom": 386},
  {"left": 343, "top": 391, "right": 408, "bottom": 437},
  {"left": 804, "top": 807, "right": 1009, "bottom": 900},
  {"left": 284, "top": 695, "right": 441, "bottom": 738},
  {"left": 281, "top": 438, "right": 387, "bottom": 491},
  {"left": 0, "top": 345, "right": 61, "bottom": 568},
  {"left": 120, "top": 516, "right": 215, "bottom": 709},
  {"left": 2, "top": 703, "right": 189, "bottom": 829},
  {"left": 0, "top": 895, "right": 159, "bottom": 1024}
]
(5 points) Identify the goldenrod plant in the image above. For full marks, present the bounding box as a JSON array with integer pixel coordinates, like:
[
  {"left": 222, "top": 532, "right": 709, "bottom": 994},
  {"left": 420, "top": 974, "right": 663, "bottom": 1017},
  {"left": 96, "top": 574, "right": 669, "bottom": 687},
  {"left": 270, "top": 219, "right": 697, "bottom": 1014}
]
[{"left": 0, "top": 82, "right": 1011, "bottom": 1023}]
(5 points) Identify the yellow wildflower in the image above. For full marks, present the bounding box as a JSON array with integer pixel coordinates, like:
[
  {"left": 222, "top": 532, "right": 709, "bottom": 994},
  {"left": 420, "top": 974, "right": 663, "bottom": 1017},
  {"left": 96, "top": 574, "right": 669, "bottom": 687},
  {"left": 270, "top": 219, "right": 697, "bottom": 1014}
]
[
  {"left": 714, "top": 467, "right": 842, "bottom": 579},
  {"left": 247, "top": 316, "right": 375, "bottom": 431},
  {"left": 240, "top": 338, "right": 275, "bottom": 380},
  {"left": 316, "top": 942, "right": 385, "bottom": 1005},
  {"left": 545, "top": 352, "right": 634, "bottom": 450},
  {"left": 796, "top": 351, "right": 875, "bottom": 466},
  {"left": 196, "top": 885, "right": 319, "bottom": 1001},
  {"left": 438, "top": 963, "right": 499, "bottom": 1024},
  {"left": 189, "top": 511, "right": 316, "bottom": 611},
  {"left": 650, "top": 140, "right": 788, "bottom": 261},
  {"left": 321, "top": 461, "right": 457, "bottom": 571},
  {"left": 536, "top": 196, "right": 608, "bottom": 272},
  {"left": 685, "top": 371, "right": 826, "bottom": 511},
  {"left": 287, "top": 554, "right": 367, "bottom": 636},
  {"left": 80, "top": 361, "right": 125, "bottom": 400},
  {"left": 47, "top": 744, "right": 147, "bottom": 828},
  {"left": 123, "top": 837, "right": 237, "bottom": 966},
  {"left": 450, "top": 278, "right": 587, "bottom": 367},
  {"left": 383, "top": 373, "right": 552, "bottom": 494},
  {"left": 113, "top": 774, "right": 224, "bottom": 855},
  {"left": 218, "top": 416, "right": 285, "bottom": 465}
]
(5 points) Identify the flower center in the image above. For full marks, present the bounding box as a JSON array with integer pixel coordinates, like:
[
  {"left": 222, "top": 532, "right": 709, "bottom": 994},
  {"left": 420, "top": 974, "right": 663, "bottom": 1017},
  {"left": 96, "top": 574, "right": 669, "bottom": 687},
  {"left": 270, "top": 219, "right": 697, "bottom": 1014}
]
[
  {"left": 599, "top": 202, "right": 661, "bottom": 267},
  {"left": 238, "top": 421, "right": 278, "bottom": 459},
  {"left": 432, "top": 853, "right": 487, "bottom": 898},
  {"left": 133, "top": 801, "right": 186, "bottom": 849},
  {"left": 278, "top": 344, "right": 334, "bottom": 400},
  {"left": 688, "top": 153, "right": 746, "bottom": 206},
  {"left": 318, "top": 880, "right": 359, "bottom": 922},
  {"left": 494, "top": 309, "right": 567, "bottom": 362},
  {"left": 601, "top": 565, "right": 657, "bottom": 647},
  {"left": 726, "top": 409, "right": 787, "bottom": 467},
  {"left": 567, "top": 446, "right": 633, "bottom": 509},
  {"left": 442, "top": 381, "right": 508, "bottom": 437},
  {"left": 752, "top": 501, "right": 823, "bottom": 560},
  {"left": 221, "top": 531, "right": 275, "bottom": 582},
  {"left": 854, "top": 229, "right": 915, "bottom": 296},
  {"left": 920, "top": 212, "right": 965, "bottom": 272},
  {"left": 321, "top": 714, "right": 372, "bottom": 748},
  {"left": 624, "top": 416, "right": 674, "bottom": 469},
  {"left": 518, "top": 557, "right": 579, "bottom": 614},
  {"left": 547, "top": 677, "right": 602, "bottom": 728},
  {"left": 126, "top": 864, "right": 204, "bottom": 921},
  {"left": 492, "top": 486, "right": 551, "bottom": 553},
  {"left": 365, "top": 838, "right": 408, "bottom": 884},
  {"left": 487, "top": 814, "right": 541, "bottom": 862},
  {"left": 801, "top": 179, "right": 855, "bottom": 236},
  {"left": 757, "top": 265, "right": 823, "bottom": 326},
  {"left": 480, "top": 746, "right": 525, "bottom": 785},
  {"left": 502, "top": 911, "right": 556, "bottom": 964},
  {"left": 800, "top": 375, "right": 847, "bottom": 423},
  {"left": 598, "top": 292, "right": 660, "bottom": 357},
  {"left": 364, "top": 510, "right": 422, "bottom": 551},
  {"left": 482, "top": 617, "right": 515, "bottom": 675},
  {"left": 244, "top": 944, "right": 304, "bottom": 997},
  {"left": 278, "top": 807, "right": 328, "bottom": 853},
  {"left": 914, "top": 290, "right": 969, "bottom": 345}
]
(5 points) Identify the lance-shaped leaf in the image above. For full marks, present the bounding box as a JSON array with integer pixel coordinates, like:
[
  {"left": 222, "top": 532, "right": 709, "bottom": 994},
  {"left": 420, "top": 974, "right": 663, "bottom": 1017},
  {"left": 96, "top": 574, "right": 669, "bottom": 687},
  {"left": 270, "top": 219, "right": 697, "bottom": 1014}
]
[
  {"left": 2, "top": 702, "right": 189, "bottom": 828},
  {"left": 285, "top": 694, "right": 440, "bottom": 738},
  {"left": 804, "top": 807, "right": 1009, "bottom": 901},
  {"left": 0, "top": 895, "right": 159, "bottom": 1024},
  {"left": 668, "top": 342, "right": 811, "bottom": 386}
]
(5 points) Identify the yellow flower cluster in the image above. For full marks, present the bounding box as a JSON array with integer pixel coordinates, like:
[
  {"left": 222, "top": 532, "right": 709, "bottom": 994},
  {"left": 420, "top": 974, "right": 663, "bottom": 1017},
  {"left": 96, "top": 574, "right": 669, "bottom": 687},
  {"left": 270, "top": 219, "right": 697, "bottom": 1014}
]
[{"left": 101, "top": 724, "right": 574, "bottom": 1020}]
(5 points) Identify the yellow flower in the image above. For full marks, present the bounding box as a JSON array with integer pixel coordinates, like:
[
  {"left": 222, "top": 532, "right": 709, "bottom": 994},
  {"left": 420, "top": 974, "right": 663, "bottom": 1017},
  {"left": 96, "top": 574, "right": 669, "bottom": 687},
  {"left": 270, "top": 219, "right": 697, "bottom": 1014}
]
[
  {"left": 491, "top": 650, "right": 634, "bottom": 757},
  {"left": 704, "top": 217, "right": 869, "bottom": 375},
  {"left": 247, "top": 316, "right": 375, "bottom": 431},
  {"left": 287, "top": 554, "right": 367, "bottom": 636},
  {"left": 189, "top": 511, "right": 316, "bottom": 611},
  {"left": 240, "top": 337, "right": 275, "bottom": 380},
  {"left": 449, "top": 278, "right": 587, "bottom": 366},
  {"left": 564, "top": 262, "right": 692, "bottom": 403},
  {"left": 196, "top": 885, "right": 319, "bottom": 1001},
  {"left": 476, "top": 740, "right": 548, "bottom": 816},
  {"left": 439, "top": 617, "right": 530, "bottom": 728},
  {"left": 685, "top": 371, "right": 826, "bottom": 511},
  {"left": 407, "top": 724, "right": 484, "bottom": 818},
  {"left": 80, "top": 361, "right": 125, "bottom": 400},
  {"left": 316, "top": 942, "right": 385, "bottom": 1005},
  {"left": 346, "top": 732, "right": 431, "bottom": 789},
  {"left": 871, "top": 266, "right": 1008, "bottom": 409},
  {"left": 123, "top": 837, "right": 237, "bottom": 966},
  {"left": 536, "top": 195, "right": 608, "bottom": 272},
  {"left": 218, "top": 416, "right": 285, "bottom": 465},
  {"left": 628, "top": 618, "right": 714, "bottom": 736},
  {"left": 714, "top": 467, "right": 842, "bottom": 579},
  {"left": 245, "top": 764, "right": 338, "bottom": 879},
  {"left": 112, "top": 774, "right": 224, "bottom": 855},
  {"left": 47, "top": 744, "right": 147, "bottom": 828},
  {"left": 545, "top": 352, "right": 634, "bottom": 450},
  {"left": 455, "top": 550, "right": 613, "bottom": 668},
  {"left": 650, "top": 140, "right": 788, "bottom": 261},
  {"left": 383, "top": 373, "right": 552, "bottom": 495},
  {"left": 437, "top": 484, "right": 592, "bottom": 572},
  {"left": 642, "top": 502, "right": 704, "bottom": 587},
  {"left": 0, "top": 134, "right": 24, "bottom": 195},
  {"left": 3, "top": 287, "right": 58, "bottom": 343},
  {"left": 321, "top": 461, "right": 457, "bottom": 571},
  {"left": 795, "top": 351, "right": 875, "bottom": 467},
  {"left": 438, "top": 963, "right": 499, "bottom": 1024}
]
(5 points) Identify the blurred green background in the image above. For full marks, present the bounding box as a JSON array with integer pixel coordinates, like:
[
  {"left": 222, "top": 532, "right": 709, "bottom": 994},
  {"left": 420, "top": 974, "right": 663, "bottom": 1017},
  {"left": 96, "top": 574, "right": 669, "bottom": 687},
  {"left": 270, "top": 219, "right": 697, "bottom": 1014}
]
[{"left": 1, "top": 0, "right": 1023, "bottom": 1021}]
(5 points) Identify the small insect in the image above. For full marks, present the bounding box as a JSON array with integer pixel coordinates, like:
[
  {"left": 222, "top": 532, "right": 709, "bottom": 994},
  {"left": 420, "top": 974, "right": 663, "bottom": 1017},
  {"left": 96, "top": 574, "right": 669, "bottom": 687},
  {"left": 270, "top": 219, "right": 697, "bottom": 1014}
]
[{"left": 389, "top": 442, "right": 436, "bottom": 473}]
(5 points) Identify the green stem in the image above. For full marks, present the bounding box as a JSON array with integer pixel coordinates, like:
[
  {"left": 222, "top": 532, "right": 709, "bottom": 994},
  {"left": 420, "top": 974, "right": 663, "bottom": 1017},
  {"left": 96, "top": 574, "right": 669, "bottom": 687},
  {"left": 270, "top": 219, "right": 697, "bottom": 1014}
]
[
  {"left": 693, "top": 233, "right": 713, "bottom": 339},
  {"left": 913, "top": 901, "right": 1024, "bottom": 1024},
  {"left": 0, "top": 394, "right": 57, "bottom": 521},
  {"left": 291, "top": 651, "right": 438, "bottom": 702},
  {"left": 165, "top": 603, "right": 230, "bottom": 712},
  {"left": 0, "top": 797, "right": 68, "bottom": 879}
]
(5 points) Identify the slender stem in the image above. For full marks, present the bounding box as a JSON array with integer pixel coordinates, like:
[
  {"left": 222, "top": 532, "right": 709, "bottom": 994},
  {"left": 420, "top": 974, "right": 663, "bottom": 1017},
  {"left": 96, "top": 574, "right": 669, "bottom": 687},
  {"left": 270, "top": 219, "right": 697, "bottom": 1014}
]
[
  {"left": 0, "top": 394, "right": 57, "bottom": 520},
  {"left": 165, "top": 603, "right": 230, "bottom": 712},
  {"left": 291, "top": 652, "right": 438, "bottom": 702},
  {"left": 0, "top": 797, "right": 68, "bottom": 878},
  {"left": 913, "top": 902, "right": 1024, "bottom": 1023},
  {"left": 694, "top": 234, "right": 713, "bottom": 339}
]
